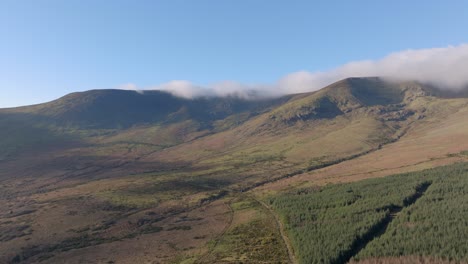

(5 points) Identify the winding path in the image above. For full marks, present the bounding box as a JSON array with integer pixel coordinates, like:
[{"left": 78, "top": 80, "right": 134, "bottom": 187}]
[{"left": 254, "top": 197, "right": 298, "bottom": 264}]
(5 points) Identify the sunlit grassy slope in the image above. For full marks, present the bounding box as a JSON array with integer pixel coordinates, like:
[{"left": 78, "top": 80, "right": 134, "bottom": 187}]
[{"left": 141, "top": 77, "right": 466, "bottom": 186}]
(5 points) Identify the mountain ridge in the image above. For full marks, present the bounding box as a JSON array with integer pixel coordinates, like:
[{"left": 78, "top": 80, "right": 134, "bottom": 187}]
[
  {"left": 1, "top": 77, "right": 466, "bottom": 160},
  {"left": 1, "top": 89, "right": 294, "bottom": 129}
]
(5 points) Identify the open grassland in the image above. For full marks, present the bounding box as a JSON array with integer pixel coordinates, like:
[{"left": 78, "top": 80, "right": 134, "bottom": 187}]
[
  {"left": 144, "top": 111, "right": 396, "bottom": 170},
  {"left": 269, "top": 162, "right": 468, "bottom": 264}
]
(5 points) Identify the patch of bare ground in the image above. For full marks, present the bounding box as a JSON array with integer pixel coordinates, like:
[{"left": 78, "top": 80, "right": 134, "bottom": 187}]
[{"left": 349, "top": 256, "right": 464, "bottom": 264}]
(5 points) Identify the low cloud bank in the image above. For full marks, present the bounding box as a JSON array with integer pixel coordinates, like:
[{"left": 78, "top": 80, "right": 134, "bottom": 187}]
[{"left": 121, "top": 44, "right": 468, "bottom": 98}]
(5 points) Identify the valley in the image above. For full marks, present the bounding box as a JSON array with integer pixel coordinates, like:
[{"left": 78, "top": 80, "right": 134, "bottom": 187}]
[{"left": 1, "top": 77, "right": 468, "bottom": 263}]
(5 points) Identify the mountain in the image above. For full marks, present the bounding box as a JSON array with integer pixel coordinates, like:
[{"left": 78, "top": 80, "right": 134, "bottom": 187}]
[
  {"left": 0, "top": 89, "right": 292, "bottom": 159},
  {"left": 2, "top": 89, "right": 293, "bottom": 129},
  {"left": 1, "top": 77, "right": 468, "bottom": 263}
]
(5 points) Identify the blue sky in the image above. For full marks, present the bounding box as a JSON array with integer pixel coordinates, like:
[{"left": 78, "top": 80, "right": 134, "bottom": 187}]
[{"left": 1, "top": 1, "right": 468, "bottom": 107}]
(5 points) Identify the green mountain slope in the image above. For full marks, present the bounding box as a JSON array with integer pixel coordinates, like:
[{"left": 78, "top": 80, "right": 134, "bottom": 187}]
[
  {"left": 0, "top": 89, "right": 292, "bottom": 158},
  {"left": 144, "top": 77, "right": 439, "bottom": 181}
]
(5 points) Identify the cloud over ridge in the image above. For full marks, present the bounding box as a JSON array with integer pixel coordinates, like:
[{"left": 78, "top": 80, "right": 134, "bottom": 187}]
[{"left": 122, "top": 44, "right": 468, "bottom": 98}]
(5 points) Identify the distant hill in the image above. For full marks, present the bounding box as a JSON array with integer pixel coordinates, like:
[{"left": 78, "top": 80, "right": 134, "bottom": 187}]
[
  {"left": 0, "top": 89, "right": 292, "bottom": 129},
  {"left": 0, "top": 89, "right": 290, "bottom": 157}
]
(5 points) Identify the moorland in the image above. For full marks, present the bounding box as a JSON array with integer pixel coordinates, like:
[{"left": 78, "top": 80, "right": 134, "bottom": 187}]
[{"left": 1, "top": 77, "right": 468, "bottom": 263}]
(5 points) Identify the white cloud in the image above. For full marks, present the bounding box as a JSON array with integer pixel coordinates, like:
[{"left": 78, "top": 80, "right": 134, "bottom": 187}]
[
  {"left": 278, "top": 44, "right": 468, "bottom": 94},
  {"left": 151, "top": 80, "right": 280, "bottom": 99},
  {"left": 118, "top": 44, "right": 468, "bottom": 98},
  {"left": 116, "top": 83, "right": 144, "bottom": 94},
  {"left": 157, "top": 80, "right": 208, "bottom": 98}
]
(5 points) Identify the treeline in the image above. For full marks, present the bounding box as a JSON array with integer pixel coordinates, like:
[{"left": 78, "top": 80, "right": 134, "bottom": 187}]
[{"left": 270, "top": 162, "right": 468, "bottom": 264}]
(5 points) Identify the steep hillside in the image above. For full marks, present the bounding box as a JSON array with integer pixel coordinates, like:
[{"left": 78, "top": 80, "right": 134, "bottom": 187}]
[{"left": 143, "top": 77, "right": 438, "bottom": 185}]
